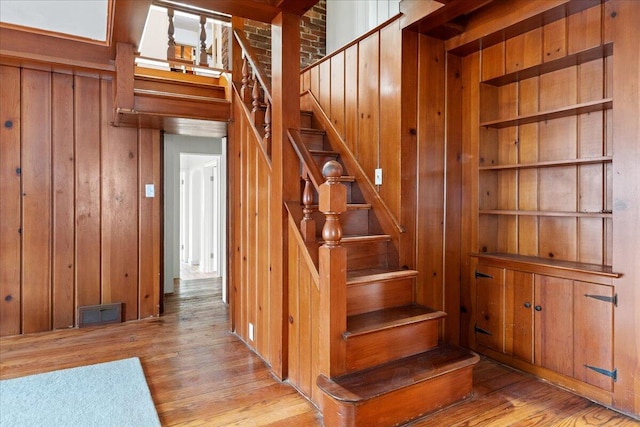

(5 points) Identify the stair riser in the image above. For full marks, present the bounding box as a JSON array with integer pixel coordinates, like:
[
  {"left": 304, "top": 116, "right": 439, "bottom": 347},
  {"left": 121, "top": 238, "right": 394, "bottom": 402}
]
[
  {"left": 301, "top": 112, "right": 313, "bottom": 128},
  {"left": 300, "top": 131, "right": 325, "bottom": 150},
  {"left": 345, "top": 321, "right": 439, "bottom": 372},
  {"left": 320, "top": 366, "right": 474, "bottom": 427},
  {"left": 312, "top": 210, "right": 370, "bottom": 236},
  {"left": 347, "top": 277, "right": 414, "bottom": 316},
  {"left": 344, "top": 240, "right": 389, "bottom": 271}
]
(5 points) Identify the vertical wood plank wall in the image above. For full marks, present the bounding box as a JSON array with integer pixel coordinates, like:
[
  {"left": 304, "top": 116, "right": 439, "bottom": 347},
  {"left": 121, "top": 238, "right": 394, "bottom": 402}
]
[
  {"left": 300, "top": 17, "right": 404, "bottom": 226},
  {"left": 287, "top": 220, "right": 321, "bottom": 405},
  {"left": 229, "top": 89, "right": 275, "bottom": 365},
  {"left": 0, "top": 65, "right": 161, "bottom": 336}
]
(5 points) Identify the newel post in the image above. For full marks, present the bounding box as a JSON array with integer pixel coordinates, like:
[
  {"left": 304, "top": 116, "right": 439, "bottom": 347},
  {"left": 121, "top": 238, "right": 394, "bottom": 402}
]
[{"left": 318, "top": 160, "right": 348, "bottom": 377}]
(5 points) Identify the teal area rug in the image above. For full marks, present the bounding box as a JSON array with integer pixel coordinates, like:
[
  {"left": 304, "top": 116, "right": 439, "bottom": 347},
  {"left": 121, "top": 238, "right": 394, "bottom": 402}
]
[{"left": 0, "top": 357, "right": 161, "bottom": 427}]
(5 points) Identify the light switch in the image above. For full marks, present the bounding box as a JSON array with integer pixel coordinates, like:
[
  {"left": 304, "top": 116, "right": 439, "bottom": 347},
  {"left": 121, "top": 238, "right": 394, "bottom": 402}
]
[
  {"left": 374, "top": 168, "right": 382, "bottom": 185},
  {"left": 145, "top": 184, "right": 155, "bottom": 198}
]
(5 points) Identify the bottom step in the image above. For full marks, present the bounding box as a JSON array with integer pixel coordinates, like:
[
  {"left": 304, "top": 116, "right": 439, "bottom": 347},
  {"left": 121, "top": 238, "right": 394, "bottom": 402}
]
[{"left": 317, "top": 344, "right": 480, "bottom": 427}]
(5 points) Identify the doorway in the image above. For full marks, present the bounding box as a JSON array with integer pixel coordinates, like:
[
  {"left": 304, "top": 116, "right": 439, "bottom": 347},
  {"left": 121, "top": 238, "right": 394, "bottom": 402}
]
[
  {"left": 179, "top": 154, "right": 220, "bottom": 280},
  {"left": 163, "top": 134, "right": 227, "bottom": 303}
]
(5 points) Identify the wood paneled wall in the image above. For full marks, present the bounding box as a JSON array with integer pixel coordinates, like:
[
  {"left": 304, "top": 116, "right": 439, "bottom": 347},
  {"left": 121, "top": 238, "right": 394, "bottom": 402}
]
[
  {"left": 0, "top": 65, "right": 161, "bottom": 336},
  {"left": 286, "top": 219, "right": 321, "bottom": 405},
  {"left": 229, "top": 88, "right": 275, "bottom": 365},
  {"left": 300, "top": 16, "right": 404, "bottom": 227}
]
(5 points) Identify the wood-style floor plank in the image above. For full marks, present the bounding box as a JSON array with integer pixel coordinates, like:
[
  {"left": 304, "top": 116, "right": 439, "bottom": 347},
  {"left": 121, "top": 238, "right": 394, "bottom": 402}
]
[{"left": 1, "top": 279, "right": 637, "bottom": 426}]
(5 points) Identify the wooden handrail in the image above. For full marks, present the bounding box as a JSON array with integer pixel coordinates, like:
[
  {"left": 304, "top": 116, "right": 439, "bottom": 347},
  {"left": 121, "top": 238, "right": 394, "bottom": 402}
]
[
  {"left": 233, "top": 28, "right": 272, "bottom": 102},
  {"left": 287, "top": 128, "right": 324, "bottom": 189}
]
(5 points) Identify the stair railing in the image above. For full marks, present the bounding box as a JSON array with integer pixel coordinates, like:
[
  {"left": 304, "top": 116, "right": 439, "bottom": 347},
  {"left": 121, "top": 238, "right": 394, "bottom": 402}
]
[
  {"left": 234, "top": 29, "right": 272, "bottom": 157},
  {"left": 287, "top": 128, "right": 326, "bottom": 242}
]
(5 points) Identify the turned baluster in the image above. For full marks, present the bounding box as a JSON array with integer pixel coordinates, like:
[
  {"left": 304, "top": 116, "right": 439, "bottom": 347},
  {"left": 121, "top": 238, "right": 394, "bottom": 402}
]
[
  {"left": 199, "top": 15, "right": 208, "bottom": 66},
  {"left": 263, "top": 100, "right": 271, "bottom": 153},
  {"left": 301, "top": 172, "right": 316, "bottom": 242},
  {"left": 167, "top": 8, "right": 176, "bottom": 60},
  {"left": 241, "top": 57, "right": 251, "bottom": 102},
  {"left": 252, "top": 74, "right": 265, "bottom": 127},
  {"left": 319, "top": 161, "right": 346, "bottom": 247}
]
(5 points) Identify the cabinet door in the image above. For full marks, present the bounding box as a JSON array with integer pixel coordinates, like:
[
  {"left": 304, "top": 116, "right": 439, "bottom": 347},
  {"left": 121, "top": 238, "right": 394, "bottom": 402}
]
[
  {"left": 505, "top": 270, "right": 534, "bottom": 363},
  {"left": 475, "top": 265, "right": 504, "bottom": 352},
  {"left": 534, "top": 275, "right": 573, "bottom": 376},
  {"left": 574, "top": 281, "right": 614, "bottom": 391}
]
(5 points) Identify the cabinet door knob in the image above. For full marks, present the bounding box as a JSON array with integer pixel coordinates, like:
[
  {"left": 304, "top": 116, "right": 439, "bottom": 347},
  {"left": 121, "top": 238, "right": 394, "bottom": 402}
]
[
  {"left": 535, "top": 305, "right": 542, "bottom": 311},
  {"left": 524, "top": 302, "right": 531, "bottom": 308}
]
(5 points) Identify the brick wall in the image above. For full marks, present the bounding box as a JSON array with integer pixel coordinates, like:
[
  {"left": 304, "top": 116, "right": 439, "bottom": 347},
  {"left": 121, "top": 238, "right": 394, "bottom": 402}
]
[{"left": 242, "top": 0, "right": 326, "bottom": 77}]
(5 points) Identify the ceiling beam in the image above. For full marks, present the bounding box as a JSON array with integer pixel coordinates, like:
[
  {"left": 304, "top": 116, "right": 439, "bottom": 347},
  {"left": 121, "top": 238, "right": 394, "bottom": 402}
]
[
  {"left": 111, "top": 0, "right": 153, "bottom": 55},
  {"left": 403, "top": 0, "right": 494, "bottom": 38},
  {"left": 274, "top": 0, "right": 319, "bottom": 16},
  {"left": 173, "top": 0, "right": 281, "bottom": 22}
]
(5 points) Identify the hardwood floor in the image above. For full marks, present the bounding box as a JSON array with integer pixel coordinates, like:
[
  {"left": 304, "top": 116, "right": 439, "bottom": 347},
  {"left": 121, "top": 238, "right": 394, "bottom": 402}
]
[{"left": 1, "top": 280, "right": 637, "bottom": 426}]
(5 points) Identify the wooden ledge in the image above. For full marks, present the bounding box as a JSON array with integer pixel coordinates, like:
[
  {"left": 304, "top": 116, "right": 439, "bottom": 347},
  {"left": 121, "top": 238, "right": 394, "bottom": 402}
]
[{"left": 471, "top": 252, "right": 622, "bottom": 281}]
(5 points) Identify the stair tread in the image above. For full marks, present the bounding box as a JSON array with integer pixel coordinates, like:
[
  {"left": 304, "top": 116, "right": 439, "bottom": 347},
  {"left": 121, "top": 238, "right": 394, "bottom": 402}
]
[
  {"left": 300, "top": 127, "right": 326, "bottom": 135},
  {"left": 345, "top": 304, "right": 446, "bottom": 338},
  {"left": 347, "top": 268, "right": 418, "bottom": 285},
  {"left": 340, "top": 234, "right": 391, "bottom": 243},
  {"left": 317, "top": 344, "right": 479, "bottom": 402},
  {"left": 309, "top": 150, "right": 339, "bottom": 158},
  {"left": 310, "top": 203, "right": 371, "bottom": 210}
]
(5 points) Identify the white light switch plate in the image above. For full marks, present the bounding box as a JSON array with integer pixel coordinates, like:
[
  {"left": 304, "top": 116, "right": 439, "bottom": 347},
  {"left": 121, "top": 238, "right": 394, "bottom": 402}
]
[
  {"left": 145, "top": 184, "right": 155, "bottom": 198},
  {"left": 374, "top": 168, "right": 382, "bottom": 185}
]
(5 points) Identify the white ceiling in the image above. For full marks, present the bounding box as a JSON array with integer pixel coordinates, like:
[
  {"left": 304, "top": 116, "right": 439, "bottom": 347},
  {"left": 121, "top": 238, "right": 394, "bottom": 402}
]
[{"left": 0, "top": 0, "right": 109, "bottom": 42}]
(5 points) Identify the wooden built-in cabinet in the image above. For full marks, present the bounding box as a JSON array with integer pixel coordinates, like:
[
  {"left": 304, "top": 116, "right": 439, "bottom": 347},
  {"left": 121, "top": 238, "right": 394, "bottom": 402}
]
[
  {"left": 473, "top": 256, "right": 617, "bottom": 395},
  {"left": 455, "top": 0, "right": 640, "bottom": 415}
]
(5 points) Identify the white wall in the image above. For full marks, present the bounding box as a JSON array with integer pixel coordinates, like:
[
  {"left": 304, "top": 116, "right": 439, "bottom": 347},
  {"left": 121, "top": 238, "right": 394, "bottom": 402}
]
[
  {"left": 164, "top": 134, "right": 225, "bottom": 295},
  {"left": 326, "top": 0, "right": 400, "bottom": 54}
]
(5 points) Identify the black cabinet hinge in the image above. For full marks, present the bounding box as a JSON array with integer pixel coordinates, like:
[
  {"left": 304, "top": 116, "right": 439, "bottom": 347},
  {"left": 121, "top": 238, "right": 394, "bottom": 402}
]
[
  {"left": 475, "top": 270, "right": 493, "bottom": 279},
  {"left": 474, "top": 325, "right": 492, "bottom": 336},
  {"left": 584, "top": 293, "right": 618, "bottom": 307},
  {"left": 584, "top": 365, "right": 617, "bottom": 381}
]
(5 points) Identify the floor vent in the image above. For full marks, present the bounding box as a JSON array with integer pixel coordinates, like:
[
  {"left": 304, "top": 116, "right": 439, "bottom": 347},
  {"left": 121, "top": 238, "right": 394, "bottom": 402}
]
[{"left": 78, "top": 303, "right": 122, "bottom": 328}]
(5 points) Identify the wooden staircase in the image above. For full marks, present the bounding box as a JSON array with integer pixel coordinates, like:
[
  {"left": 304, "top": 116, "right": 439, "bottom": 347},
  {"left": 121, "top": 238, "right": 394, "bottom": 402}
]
[{"left": 294, "top": 109, "right": 479, "bottom": 427}]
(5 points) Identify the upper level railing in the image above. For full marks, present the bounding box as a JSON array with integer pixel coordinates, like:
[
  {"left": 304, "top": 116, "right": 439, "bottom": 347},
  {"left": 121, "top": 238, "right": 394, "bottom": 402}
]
[{"left": 233, "top": 28, "right": 272, "bottom": 158}]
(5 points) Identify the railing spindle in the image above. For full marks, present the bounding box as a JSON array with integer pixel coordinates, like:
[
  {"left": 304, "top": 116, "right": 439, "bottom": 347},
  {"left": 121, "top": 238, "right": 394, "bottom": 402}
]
[
  {"left": 301, "top": 172, "right": 316, "bottom": 242},
  {"left": 167, "top": 8, "right": 176, "bottom": 60},
  {"left": 199, "top": 15, "right": 208, "bottom": 66},
  {"left": 263, "top": 100, "right": 271, "bottom": 152},
  {"left": 241, "top": 57, "right": 251, "bottom": 102}
]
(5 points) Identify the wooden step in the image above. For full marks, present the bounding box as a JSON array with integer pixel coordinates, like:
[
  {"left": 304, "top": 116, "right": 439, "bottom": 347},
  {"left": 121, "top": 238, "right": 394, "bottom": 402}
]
[
  {"left": 342, "top": 234, "right": 392, "bottom": 271},
  {"left": 300, "top": 128, "right": 326, "bottom": 150},
  {"left": 343, "top": 304, "right": 444, "bottom": 372},
  {"left": 300, "top": 110, "right": 313, "bottom": 128},
  {"left": 317, "top": 344, "right": 480, "bottom": 427},
  {"left": 347, "top": 269, "right": 418, "bottom": 315},
  {"left": 311, "top": 205, "right": 372, "bottom": 236}
]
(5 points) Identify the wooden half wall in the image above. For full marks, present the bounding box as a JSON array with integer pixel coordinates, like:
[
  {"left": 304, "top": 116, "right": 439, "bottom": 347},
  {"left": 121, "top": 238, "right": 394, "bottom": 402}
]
[{"left": 0, "top": 64, "right": 161, "bottom": 336}]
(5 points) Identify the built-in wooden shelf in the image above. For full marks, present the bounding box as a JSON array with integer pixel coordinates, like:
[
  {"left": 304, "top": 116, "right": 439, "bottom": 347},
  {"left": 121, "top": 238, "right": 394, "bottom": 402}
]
[
  {"left": 471, "top": 252, "right": 622, "bottom": 279},
  {"left": 480, "top": 99, "right": 612, "bottom": 129},
  {"left": 479, "top": 156, "right": 612, "bottom": 170},
  {"left": 479, "top": 209, "right": 612, "bottom": 218},
  {"left": 481, "top": 43, "right": 613, "bottom": 87}
]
